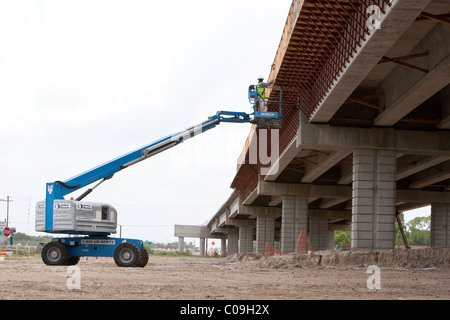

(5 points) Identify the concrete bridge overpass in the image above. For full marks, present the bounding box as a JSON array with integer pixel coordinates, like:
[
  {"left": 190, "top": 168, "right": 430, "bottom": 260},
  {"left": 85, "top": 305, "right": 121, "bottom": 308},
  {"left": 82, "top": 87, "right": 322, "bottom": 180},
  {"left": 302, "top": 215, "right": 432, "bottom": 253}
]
[{"left": 175, "top": 0, "right": 450, "bottom": 255}]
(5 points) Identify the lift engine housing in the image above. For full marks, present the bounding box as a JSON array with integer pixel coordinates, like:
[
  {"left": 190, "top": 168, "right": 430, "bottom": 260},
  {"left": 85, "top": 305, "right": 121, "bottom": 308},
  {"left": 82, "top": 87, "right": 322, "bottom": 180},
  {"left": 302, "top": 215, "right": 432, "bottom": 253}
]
[{"left": 36, "top": 200, "right": 117, "bottom": 235}]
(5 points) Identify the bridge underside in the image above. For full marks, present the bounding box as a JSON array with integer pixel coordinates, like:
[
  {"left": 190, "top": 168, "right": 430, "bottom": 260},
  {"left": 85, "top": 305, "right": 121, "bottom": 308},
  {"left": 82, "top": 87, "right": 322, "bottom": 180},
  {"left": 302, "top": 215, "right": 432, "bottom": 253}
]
[{"left": 176, "top": 0, "right": 450, "bottom": 254}]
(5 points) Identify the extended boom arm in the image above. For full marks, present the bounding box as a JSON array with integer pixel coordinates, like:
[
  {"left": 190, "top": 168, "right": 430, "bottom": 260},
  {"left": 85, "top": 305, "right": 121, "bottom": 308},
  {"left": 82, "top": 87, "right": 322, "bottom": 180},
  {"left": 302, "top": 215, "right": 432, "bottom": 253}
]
[
  {"left": 42, "top": 83, "right": 282, "bottom": 233},
  {"left": 43, "top": 111, "right": 251, "bottom": 232}
]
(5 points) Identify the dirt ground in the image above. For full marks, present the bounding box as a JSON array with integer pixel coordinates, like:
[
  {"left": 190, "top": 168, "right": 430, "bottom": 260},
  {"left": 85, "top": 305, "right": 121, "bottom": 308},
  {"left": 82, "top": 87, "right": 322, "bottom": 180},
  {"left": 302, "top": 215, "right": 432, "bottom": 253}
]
[{"left": 0, "top": 247, "right": 449, "bottom": 301}]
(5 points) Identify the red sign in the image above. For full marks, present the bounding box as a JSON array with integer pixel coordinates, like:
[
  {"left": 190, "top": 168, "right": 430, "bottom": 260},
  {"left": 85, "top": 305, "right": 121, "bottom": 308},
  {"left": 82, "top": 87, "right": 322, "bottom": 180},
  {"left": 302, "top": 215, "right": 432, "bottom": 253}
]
[
  {"left": 211, "top": 241, "right": 215, "bottom": 246},
  {"left": 2, "top": 227, "right": 10, "bottom": 238}
]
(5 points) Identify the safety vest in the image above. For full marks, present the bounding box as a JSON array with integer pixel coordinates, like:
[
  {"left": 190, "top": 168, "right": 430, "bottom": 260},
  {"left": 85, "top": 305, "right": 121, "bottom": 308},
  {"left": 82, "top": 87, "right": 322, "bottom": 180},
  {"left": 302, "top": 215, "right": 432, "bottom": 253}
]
[{"left": 257, "top": 85, "right": 265, "bottom": 100}]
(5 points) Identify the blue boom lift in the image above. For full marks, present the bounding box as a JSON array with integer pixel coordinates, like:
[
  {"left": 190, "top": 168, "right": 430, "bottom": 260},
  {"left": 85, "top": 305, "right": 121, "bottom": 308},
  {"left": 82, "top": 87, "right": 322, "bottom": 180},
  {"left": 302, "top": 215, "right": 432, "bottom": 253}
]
[{"left": 37, "top": 84, "right": 281, "bottom": 267}]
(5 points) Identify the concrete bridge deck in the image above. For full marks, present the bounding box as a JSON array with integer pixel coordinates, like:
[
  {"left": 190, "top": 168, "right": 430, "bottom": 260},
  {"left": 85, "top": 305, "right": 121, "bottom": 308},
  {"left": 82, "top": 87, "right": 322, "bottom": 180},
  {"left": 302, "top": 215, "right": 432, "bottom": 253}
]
[{"left": 175, "top": 0, "right": 450, "bottom": 255}]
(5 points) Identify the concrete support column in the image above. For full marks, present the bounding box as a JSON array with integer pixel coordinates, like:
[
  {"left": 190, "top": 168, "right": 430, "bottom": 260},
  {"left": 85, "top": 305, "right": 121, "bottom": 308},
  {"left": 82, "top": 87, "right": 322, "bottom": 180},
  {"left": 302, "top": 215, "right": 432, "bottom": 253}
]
[
  {"left": 178, "top": 236, "right": 184, "bottom": 253},
  {"left": 199, "top": 238, "right": 205, "bottom": 256},
  {"left": 309, "top": 212, "right": 329, "bottom": 251},
  {"left": 221, "top": 238, "right": 227, "bottom": 256},
  {"left": 329, "top": 230, "right": 335, "bottom": 249},
  {"left": 239, "top": 225, "right": 254, "bottom": 253},
  {"left": 255, "top": 212, "right": 275, "bottom": 254},
  {"left": 431, "top": 203, "right": 450, "bottom": 247},
  {"left": 281, "top": 195, "right": 308, "bottom": 253},
  {"left": 227, "top": 228, "right": 239, "bottom": 255},
  {"left": 352, "top": 149, "right": 396, "bottom": 249}
]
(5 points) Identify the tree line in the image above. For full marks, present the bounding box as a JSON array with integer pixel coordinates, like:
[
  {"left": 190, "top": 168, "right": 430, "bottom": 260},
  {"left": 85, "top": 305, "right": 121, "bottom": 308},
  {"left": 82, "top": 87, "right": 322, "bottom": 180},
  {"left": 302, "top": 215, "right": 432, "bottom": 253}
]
[{"left": 334, "top": 216, "right": 431, "bottom": 248}]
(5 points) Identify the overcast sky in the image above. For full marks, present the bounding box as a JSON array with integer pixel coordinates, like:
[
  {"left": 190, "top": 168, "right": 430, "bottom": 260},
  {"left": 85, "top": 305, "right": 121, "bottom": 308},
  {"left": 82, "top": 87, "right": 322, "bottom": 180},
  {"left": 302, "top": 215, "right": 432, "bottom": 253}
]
[
  {"left": 0, "top": 0, "right": 294, "bottom": 244},
  {"left": 0, "top": 0, "right": 430, "bottom": 246}
]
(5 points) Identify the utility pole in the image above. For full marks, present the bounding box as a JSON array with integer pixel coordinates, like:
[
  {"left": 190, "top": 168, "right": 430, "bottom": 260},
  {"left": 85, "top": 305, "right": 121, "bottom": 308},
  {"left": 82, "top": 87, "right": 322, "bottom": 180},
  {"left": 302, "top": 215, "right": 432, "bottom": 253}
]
[{"left": 0, "top": 196, "right": 12, "bottom": 227}]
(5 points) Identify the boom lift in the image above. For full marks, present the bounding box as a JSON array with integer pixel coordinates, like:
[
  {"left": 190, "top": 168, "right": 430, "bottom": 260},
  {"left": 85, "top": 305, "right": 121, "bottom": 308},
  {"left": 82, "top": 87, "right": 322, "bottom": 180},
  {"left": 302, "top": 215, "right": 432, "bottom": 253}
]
[{"left": 37, "top": 84, "right": 281, "bottom": 267}]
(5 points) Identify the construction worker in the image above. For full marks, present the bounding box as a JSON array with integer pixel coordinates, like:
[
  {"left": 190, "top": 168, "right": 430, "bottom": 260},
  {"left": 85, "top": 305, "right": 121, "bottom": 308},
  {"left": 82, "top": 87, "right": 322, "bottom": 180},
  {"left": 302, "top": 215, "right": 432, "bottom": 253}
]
[{"left": 256, "top": 77, "right": 274, "bottom": 112}]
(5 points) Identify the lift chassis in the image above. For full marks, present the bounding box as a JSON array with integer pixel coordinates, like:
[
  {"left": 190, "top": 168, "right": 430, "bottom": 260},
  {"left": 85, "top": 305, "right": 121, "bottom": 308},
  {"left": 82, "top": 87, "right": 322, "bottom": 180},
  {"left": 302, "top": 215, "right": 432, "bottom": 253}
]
[
  {"left": 42, "top": 236, "right": 147, "bottom": 267},
  {"left": 37, "top": 84, "right": 282, "bottom": 267}
]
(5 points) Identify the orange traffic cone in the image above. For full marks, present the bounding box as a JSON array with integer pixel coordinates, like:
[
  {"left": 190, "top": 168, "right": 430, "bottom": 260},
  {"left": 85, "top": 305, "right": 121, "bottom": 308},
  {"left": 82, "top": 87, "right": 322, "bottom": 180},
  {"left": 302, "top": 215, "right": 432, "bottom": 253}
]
[{"left": 0, "top": 248, "right": 6, "bottom": 261}]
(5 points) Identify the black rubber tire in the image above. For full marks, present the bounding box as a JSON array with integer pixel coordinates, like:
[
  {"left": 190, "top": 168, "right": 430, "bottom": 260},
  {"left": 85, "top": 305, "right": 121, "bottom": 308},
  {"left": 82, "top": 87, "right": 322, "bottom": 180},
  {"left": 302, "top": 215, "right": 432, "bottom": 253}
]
[
  {"left": 113, "top": 243, "right": 141, "bottom": 267},
  {"left": 136, "top": 248, "right": 149, "bottom": 268},
  {"left": 42, "top": 242, "right": 69, "bottom": 266},
  {"left": 64, "top": 256, "right": 80, "bottom": 266}
]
